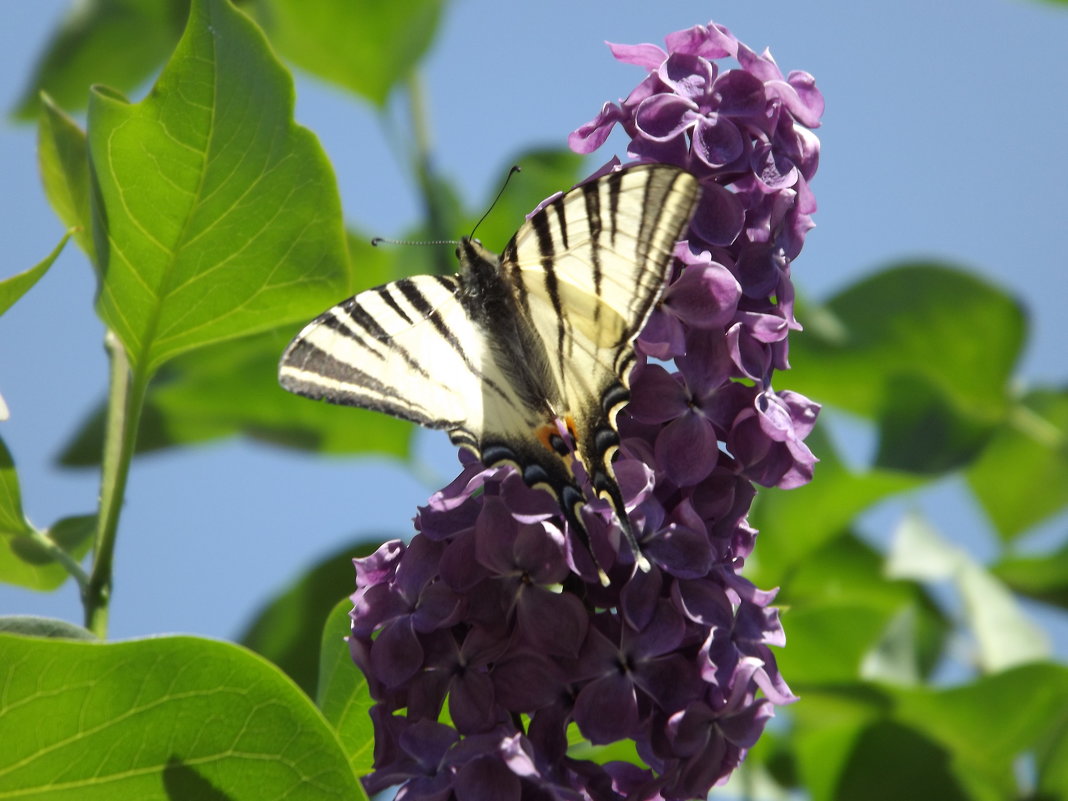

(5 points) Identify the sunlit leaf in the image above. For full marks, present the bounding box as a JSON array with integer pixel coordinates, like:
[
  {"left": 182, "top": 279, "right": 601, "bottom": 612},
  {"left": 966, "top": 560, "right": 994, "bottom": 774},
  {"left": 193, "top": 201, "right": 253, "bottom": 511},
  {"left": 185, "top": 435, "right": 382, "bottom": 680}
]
[
  {"left": 318, "top": 598, "right": 375, "bottom": 780},
  {"left": 37, "top": 95, "right": 95, "bottom": 259},
  {"left": 0, "top": 233, "right": 72, "bottom": 318},
  {"left": 894, "top": 663, "right": 1068, "bottom": 799},
  {"left": 0, "top": 437, "right": 32, "bottom": 539},
  {"left": 246, "top": 0, "right": 443, "bottom": 106},
  {"left": 790, "top": 264, "right": 1025, "bottom": 423},
  {"left": 0, "top": 632, "right": 360, "bottom": 798},
  {"left": 783, "top": 533, "right": 949, "bottom": 684},
  {"left": 88, "top": 0, "right": 349, "bottom": 375},
  {"left": 887, "top": 513, "right": 1050, "bottom": 671},
  {"left": 748, "top": 425, "right": 921, "bottom": 586},
  {"left": 967, "top": 387, "right": 1068, "bottom": 540},
  {"left": 11, "top": 0, "right": 189, "bottom": 120}
]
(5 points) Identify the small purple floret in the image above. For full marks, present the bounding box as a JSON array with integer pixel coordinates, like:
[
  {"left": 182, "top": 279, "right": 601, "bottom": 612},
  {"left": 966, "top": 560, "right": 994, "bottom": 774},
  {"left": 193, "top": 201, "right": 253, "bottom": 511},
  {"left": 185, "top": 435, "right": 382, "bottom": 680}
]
[{"left": 353, "top": 19, "right": 822, "bottom": 801}]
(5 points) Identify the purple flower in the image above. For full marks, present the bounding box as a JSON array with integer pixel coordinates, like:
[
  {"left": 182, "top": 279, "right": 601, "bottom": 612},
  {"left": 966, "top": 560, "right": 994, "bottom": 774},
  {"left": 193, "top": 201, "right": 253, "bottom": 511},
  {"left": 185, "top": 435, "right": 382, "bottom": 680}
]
[{"left": 352, "top": 19, "right": 821, "bottom": 801}]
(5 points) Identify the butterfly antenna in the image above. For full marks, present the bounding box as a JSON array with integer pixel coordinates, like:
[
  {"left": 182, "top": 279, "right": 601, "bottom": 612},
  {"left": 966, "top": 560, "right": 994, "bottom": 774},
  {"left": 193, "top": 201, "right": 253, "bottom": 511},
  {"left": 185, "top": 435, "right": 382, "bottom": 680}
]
[
  {"left": 469, "top": 165, "right": 522, "bottom": 239},
  {"left": 371, "top": 236, "right": 458, "bottom": 247}
]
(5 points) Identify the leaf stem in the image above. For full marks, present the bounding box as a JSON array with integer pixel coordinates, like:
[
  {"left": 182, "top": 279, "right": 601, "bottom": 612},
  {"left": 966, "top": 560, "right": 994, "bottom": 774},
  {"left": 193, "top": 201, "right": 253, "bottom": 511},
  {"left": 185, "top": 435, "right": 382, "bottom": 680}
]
[
  {"left": 83, "top": 330, "right": 147, "bottom": 637},
  {"left": 21, "top": 528, "right": 90, "bottom": 589}
]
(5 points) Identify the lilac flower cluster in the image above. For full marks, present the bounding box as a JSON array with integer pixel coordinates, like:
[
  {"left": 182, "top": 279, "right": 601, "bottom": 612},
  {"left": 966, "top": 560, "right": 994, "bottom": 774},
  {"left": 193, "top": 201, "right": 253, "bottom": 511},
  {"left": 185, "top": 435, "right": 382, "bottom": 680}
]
[{"left": 352, "top": 21, "right": 822, "bottom": 801}]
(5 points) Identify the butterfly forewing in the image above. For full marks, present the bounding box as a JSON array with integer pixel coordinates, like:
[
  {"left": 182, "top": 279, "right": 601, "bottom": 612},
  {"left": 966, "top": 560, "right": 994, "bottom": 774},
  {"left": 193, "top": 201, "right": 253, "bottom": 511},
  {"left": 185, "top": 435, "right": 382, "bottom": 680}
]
[{"left": 282, "top": 275, "right": 489, "bottom": 434}]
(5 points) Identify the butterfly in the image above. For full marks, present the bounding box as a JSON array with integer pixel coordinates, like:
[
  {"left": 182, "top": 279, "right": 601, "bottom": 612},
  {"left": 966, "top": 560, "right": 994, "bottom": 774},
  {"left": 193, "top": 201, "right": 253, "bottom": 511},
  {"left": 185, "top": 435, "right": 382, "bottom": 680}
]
[{"left": 279, "top": 163, "right": 700, "bottom": 577}]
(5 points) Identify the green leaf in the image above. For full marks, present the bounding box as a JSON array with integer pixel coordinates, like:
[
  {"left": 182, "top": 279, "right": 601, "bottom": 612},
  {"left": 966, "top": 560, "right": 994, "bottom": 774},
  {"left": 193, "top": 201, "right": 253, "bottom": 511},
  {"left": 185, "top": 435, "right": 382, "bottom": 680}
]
[
  {"left": 748, "top": 424, "right": 921, "bottom": 586},
  {"left": 833, "top": 720, "right": 974, "bottom": 801},
  {"left": 1, "top": 514, "right": 96, "bottom": 593},
  {"left": 894, "top": 663, "right": 1068, "bottom": 799},
  {"left": 318, "top": 598, "right": 375, "bottom": 781},
  {"left": 790, "top": 687, "right": 890, "bottom": 801},
  {"left": 11, "top": 0, "right": 189, "bottom": 120},
  {"left": 777, "top": 604, "right": 891, "bottom": 686},
  {"left": 0, "top": 436, "right": 32, "bottom": 539},
  {"left": 790, "top": 263, "right": 1025, "bottom": 423},
  {"left": 1037, "top": 715, "right": 1068, "bottom": 801},
  {"left": 37, "top": 95, "right": 95, "bottom": 260},
  {"left": 873, "top": 373, "right": 995, "bottom": 473},
  {"left": 239, "top": 540, "right": 384, "bottom": 696},
  {"left": 887, "top": 512, "right": 1050, "bottom": 671},
  {"left": 783, "top": 533, "right": 949, "bottom": 684},
  {"left": 88, "top": 0, "right": 349, "bottom": 375},
  {"left": 0, "top": 233, "right": 72, "bottom": 318},
  {"left": 1, "top": 440, "right": 95, "bottom": 591},
  {"left": 9, "top": 514, "right": 95, "bottom": 565},
  {"left": 0, "top": 615, "right": 96, "bottom": 640},
  {"left": 247, "top": 0, "right": 443, "bottom": 106},
  {"left": 967, "top": 387, "right": 1068, "bottom": 540},
  {"left": 991, "top": 538, "right": 1068, "bottom": 608},
  {"left": 474, "top": 148, "right": 586, "bottom": 253},
  {"left": 60, "top": 228, "right": 411, "bottom": 463},
  {"left": 0, "top": 633, "right": 361, "bottom": 799}
]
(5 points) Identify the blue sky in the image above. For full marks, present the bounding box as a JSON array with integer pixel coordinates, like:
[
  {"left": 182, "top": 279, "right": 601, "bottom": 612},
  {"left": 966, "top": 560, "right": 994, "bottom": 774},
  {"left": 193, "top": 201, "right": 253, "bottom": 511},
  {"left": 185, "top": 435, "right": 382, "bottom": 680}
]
[{"left": 1, "top": 0, "right": 1066, "bottom": 647}]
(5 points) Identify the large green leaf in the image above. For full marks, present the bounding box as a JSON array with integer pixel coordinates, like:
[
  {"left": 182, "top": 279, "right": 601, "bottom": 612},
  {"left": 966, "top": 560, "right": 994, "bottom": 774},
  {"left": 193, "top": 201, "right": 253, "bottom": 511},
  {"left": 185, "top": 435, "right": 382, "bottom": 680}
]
[
  {"left": 790, "top": 264, "right": 1025, "bottom": 424},
  {"left": 893, "top": 663, "right": 1068, "bottom": 800},
  {"left": 886, "top": 512, "right": 1050, "bottom": 672},
  {"left": 748, "top": 424, "right": 921, "bottom": 586},
  {"left": 873, "top": 372, "right": 997, "bottom": 473},
  {"left": 246, "top": 0, "right": 443, "bottom": 106},
  {"left": 991, "top": 538, "right": 1068, "bottom": 608},
  {"left": 88, "top": 0, "right": 349, "bottom": 375},
  {"left": 782, "top": 533, "right": 949, "bottom": 685},
  {"left": 966, "top": 387, "right": 1068, "bottom": 541},
  {"left": 318, "top": 598, "right": 375, "bottom": 781},
  {"left": 59, "top": 232, "right": 412, "bottom": 465},
  {"left": 0, "top": 633, "right": 360, "bottom": 799},
  {"left": 0, "top": 234, "right": 72, "bottom": 318},
  {"left": 790, "top": 687, "right": 890, "bottom": 801},
  {"left": 239, "top": 539, "right": 384, "bottom": 696},
  {"left": 790, "top": 667, "right": 1068, "bottom": 801},
  {"left": 11, "top": 0, "right": 189, "bottom": 120},
  {"left": 37, "top": 96, "right": 95, "bottom": 260}
]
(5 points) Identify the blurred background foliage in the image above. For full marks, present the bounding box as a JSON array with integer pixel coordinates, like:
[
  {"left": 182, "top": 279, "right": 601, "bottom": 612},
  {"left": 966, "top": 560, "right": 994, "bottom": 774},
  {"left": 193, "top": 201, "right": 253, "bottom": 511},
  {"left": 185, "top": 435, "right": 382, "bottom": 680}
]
[{"left": 0, "top": 1, "right": 1066, "bottom": 800}]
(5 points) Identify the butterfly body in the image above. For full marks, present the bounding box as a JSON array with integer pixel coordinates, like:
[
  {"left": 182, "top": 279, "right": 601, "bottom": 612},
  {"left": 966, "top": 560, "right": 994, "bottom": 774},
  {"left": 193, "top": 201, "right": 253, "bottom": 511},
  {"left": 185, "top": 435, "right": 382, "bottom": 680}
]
[{"left": 280, "top": 164, "right": 700, "bottom": 572}]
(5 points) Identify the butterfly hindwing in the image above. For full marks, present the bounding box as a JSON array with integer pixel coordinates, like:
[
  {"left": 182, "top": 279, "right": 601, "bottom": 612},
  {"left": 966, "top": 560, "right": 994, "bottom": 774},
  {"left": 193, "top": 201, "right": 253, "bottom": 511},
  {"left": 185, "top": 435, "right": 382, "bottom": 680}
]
[{"left": 499, "top": 165, "right": 701, "bottom": 535}]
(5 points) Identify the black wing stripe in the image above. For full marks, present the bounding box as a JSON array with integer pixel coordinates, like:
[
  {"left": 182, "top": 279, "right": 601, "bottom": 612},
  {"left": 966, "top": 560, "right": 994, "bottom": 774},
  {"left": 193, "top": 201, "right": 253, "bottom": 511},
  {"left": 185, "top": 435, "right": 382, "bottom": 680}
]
[
  {"left": 378, "top": 284, "right": 415, "bottom": 326},
  {"left": 395, "top": 275, "right": 514, "bottom": 406},
  {"left": 530, "top": 205, "right": 571, "bottom": 377},
  {"left": 581, "top": 181, "right": 604, "bottom": 328},
  {"left": 605, "top": 169, "right": 623, "bottom": 249}
]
